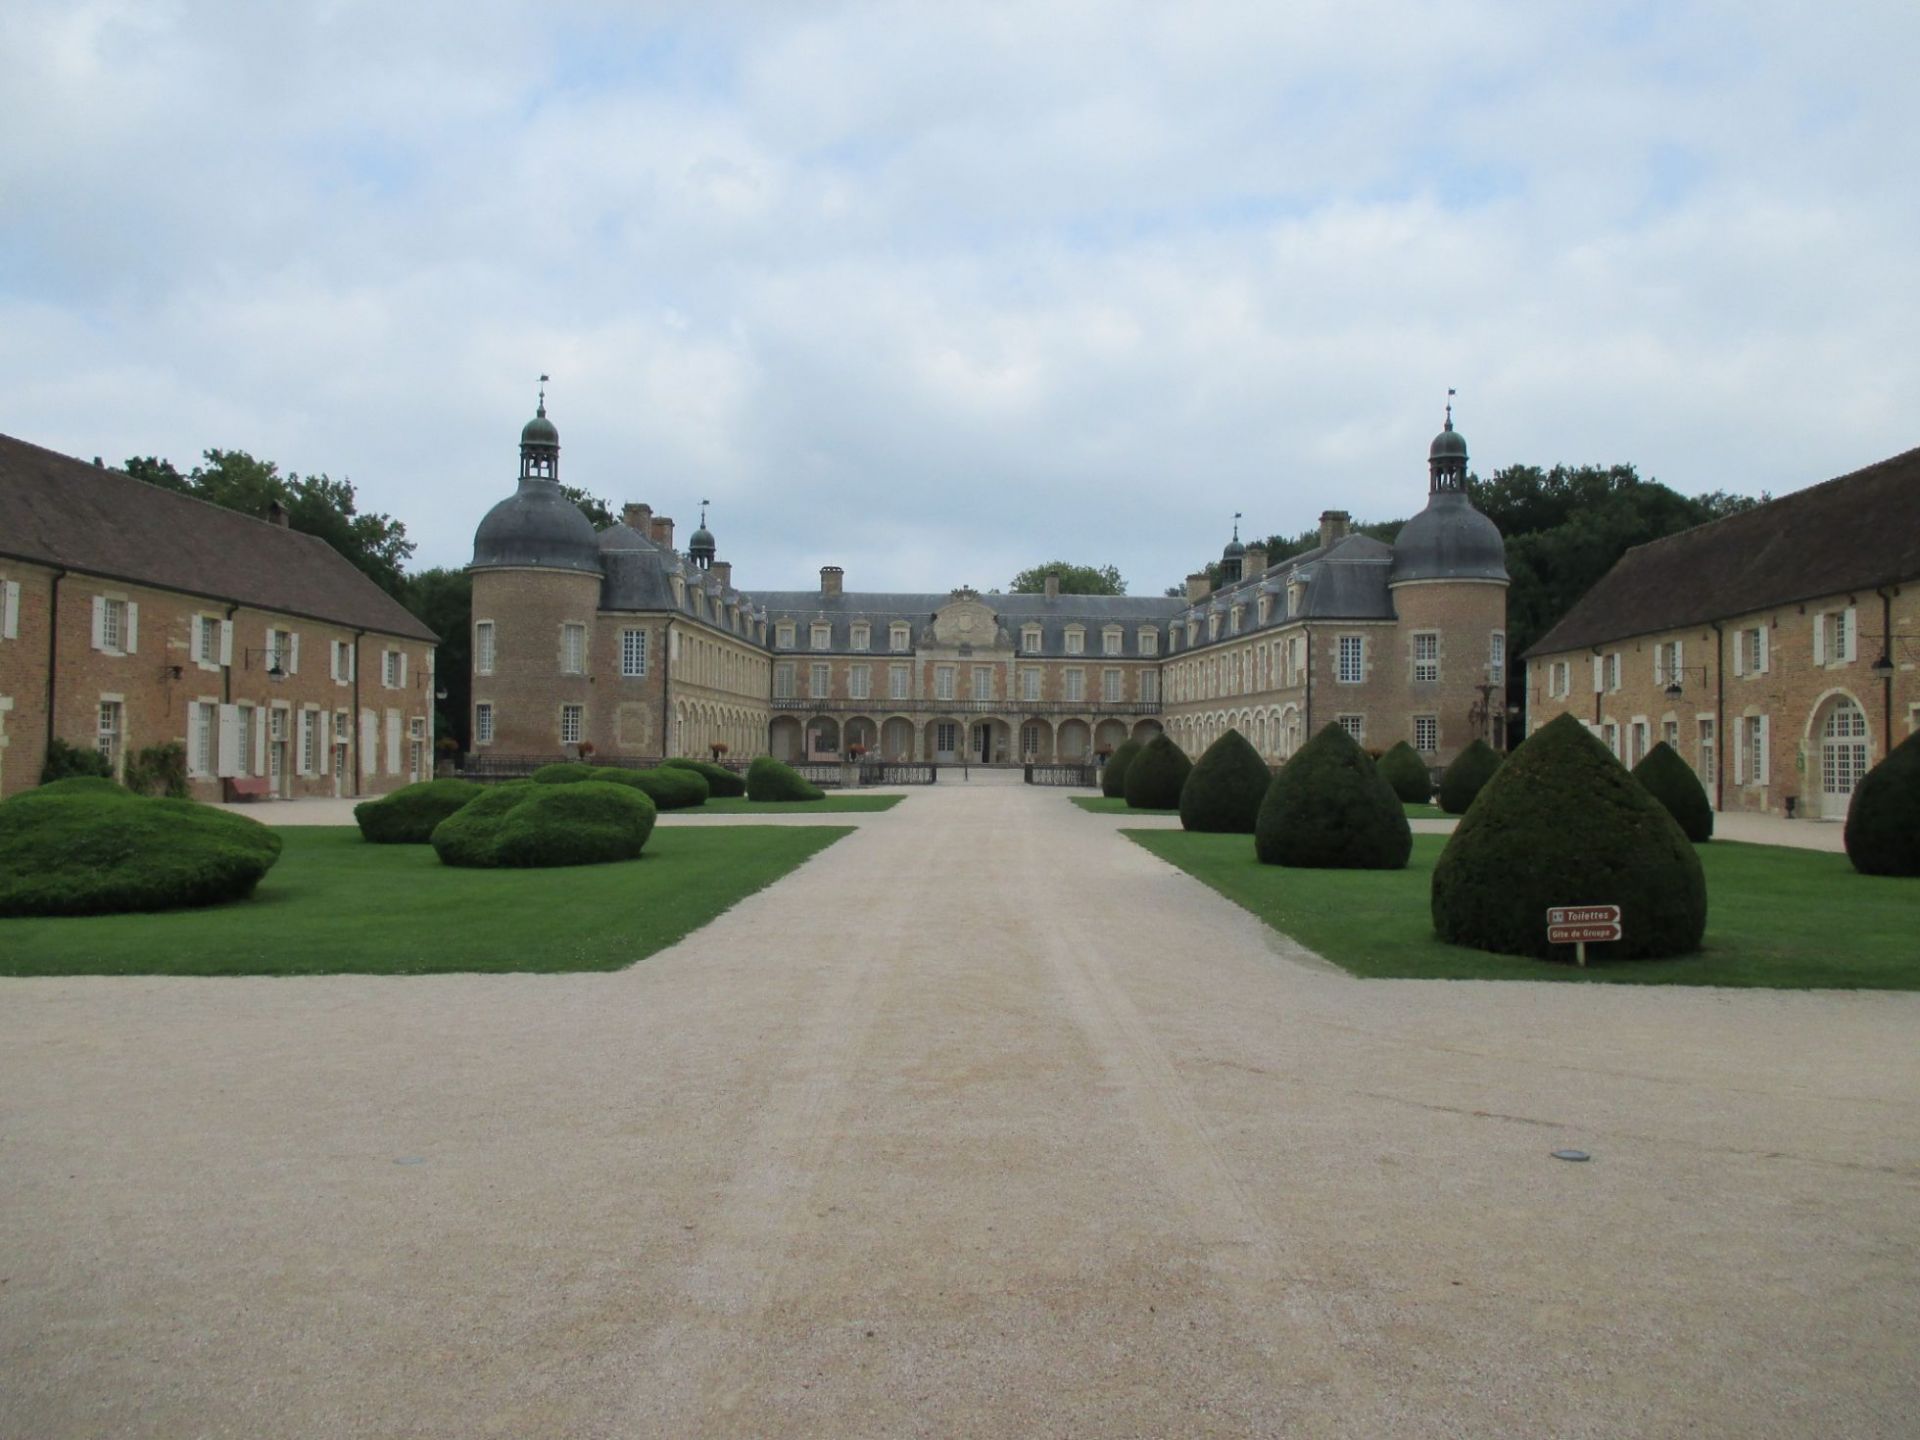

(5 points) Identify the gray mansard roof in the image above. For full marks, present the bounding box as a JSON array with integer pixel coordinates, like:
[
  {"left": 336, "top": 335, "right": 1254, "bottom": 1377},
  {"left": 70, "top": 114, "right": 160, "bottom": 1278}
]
[{"left": 755, "top": 590, "right": 1182, "bottom": 657}]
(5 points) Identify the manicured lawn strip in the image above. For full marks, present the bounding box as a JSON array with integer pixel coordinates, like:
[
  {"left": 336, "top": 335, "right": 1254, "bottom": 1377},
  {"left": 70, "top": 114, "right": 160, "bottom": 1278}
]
[
  {"left": 692, "top": 794, "right": 903, "bottom": 814},
  {"left": 1403, "top": 802, "right": 1448, "bottom": 819},
  {"left": 1125, "top": 831, "right": 1920, "bottom": 989},
  {"left": 1071, "top": 796, "right": 1178, "bottom": 816},
  {"left": 0, "top": 825, "right": 852, "bottom": 976}
]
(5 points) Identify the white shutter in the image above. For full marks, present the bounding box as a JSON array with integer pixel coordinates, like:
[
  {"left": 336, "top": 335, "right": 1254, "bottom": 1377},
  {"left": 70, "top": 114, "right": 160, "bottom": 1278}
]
[
  {"left": 217, "top": 704, "right": 240, "bottom": 778},
  {"left": 1758, "top": 716, "right": 1771, "bottom": 785},
  {"left": 385, "top": 710, "right": 401, "bottom": 775},
  {"left": 288, "top": 633, "right": 300, "bottom": 675},
  {"left": 362, "top": 710, "right": 378, "bottom": 776},
  {"left": 1653, "top": 646, "right": 1664, "bottom": 685},
  {"left": 1842, "top": 607, "right": 1858, "bottom": 662},
  {"left": 349, "top": 645, "right": 357, "bottom": 681},
  {"left": 1732, "top": 633, "right": 1745, "bottom": 677},
  {"left": 320, "top": 711, "right": 332, "bottom": 775},
  {"left": 1674, "top": 639, "right": 1683, "bottom": 678},
  {"left": 329, "top": 642, "right": 340, "bottom": 682},
  {"left": 91, "top": 595, "right": 107, "bottom": 650},
  {"left": 295, "top": 711, "right": 310, "bottom": 776},
  {"left": 1757, "top": 627, "right": 1769, "bottom": 674},
  {"left": 191, "top": 618, "right": 205, "bottom": 665},
  {"left": 1812, "top": 613, "right": 1826, "bottom": 666},
  {"left": 124, "top": 603, "right": 138, "bottom": 654},
  {"left": 400, "top": 653, "right": 409, "bottom": 690},
  {"left": 1734, "top": 720, "right": 1747, "bottom": 784},
  {"left": 1592, "top": 655, "right": 1603, "bottom": 693},
  {"left": 2, "top": 580, "right": 18, "bottom": 639},
  {"left": 253, "top": 708, "right": 267, "bottom": 776}
]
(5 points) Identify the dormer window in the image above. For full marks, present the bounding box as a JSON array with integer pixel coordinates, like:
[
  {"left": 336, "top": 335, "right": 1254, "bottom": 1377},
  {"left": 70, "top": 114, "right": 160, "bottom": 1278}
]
[
  {"left": 1287, "top": 582, "right": 1304, "bottom": 617},
  {"left": 776, "top": 622, "right": 795, "bottom": 648},
  {"left": 1230, "top": 606, "right": 1242, "bottom": 635},
  {"left": 1022, "top": 624, "right": 1042, "bottom": 652},
  {"left": 1208, "top": 615, "right": 1220, "bottom": 641},
  {"left": 1138, "top": 627, "right": 1158, "bottom": 656},
  {"left": 1102, "top": 626, "right": 1122, "bottom": 656},
  {"left": 811, "top": 623, "right": 832, "bottom": 650},
  {"left": 1064, "top": 627, "right": 1084, "bottom": 655},
  {"left": 851, "top": 623, "right": 870, "bottom": 650},
  {"left": 1257, "top": 596, "right": 1270, "bottom": 625},
  {"left": 890, "top": 622, "right": 911, "bottom": 652}
]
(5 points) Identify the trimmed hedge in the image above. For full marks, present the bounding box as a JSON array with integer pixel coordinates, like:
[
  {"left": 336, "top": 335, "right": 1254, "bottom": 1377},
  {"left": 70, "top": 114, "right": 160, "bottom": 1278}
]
[
  {"left": 1845, "top": 729, "right": 1920, "bottom": 877},
  {"left": 40, "top": 738, "right": 113, "bottom": 784},
  {"left": 1377, "top": 741, "right": 1433, "bottom": 804},
  {"left": 1179, "top": 729, "right": 1270, "bottom": 833},
  {"left": 1124, "top": 734, "right": 1192, "bottom": 810},
  {"left": 354, "top": 778, "right": 486, "bottom": 844},
  {"left": 530, "top": 761, "right": 708, "bottom": 809},
  {"left": 1101, "top": 738, "right": 1145, "bottom": 798},
  {"left": 1631, "top": 741, "right": 1714, "bottom": 842},
  {"left": 1431, "top": 712, "right": 1706, "bottom": 960},
  {"left": 1438, "top": 739, "right": 1503, "bottom": 815},
  {"left": 664, "top": 757, "right": 747, "bottom": 797},
  {"left": 747, "top": 755, "right": 826, "bottom": 802},
  {"left": 0, "top": 784, "right": 282, "bottom": 916},
  {"left": 1255, "top": 722, "right": 1411, "bottom": 870},
  {"left": 431, "top": 780, "right": 656, "bottom": 868}
]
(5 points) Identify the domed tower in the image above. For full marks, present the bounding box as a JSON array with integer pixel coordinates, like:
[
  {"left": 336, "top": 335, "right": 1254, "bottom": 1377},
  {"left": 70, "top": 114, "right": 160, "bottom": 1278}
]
[
  {"left": 1219, "top": 515, "right": 1246, "bottom": 585},
  {"left": 468, "top": 385, "right": 606, "bottom": 758},
  {"left": 1387, "top": 400, "right": 1510, "bottom": 759},
  {"left": 687, "top": 499, "right": 716, "bottom": 570}
]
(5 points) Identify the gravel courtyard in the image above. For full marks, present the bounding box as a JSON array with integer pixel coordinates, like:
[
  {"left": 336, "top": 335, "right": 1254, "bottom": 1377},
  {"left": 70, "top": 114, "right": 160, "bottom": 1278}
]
[{"left": 2, "top": 784, "right": 1914, "bottom": 1438}]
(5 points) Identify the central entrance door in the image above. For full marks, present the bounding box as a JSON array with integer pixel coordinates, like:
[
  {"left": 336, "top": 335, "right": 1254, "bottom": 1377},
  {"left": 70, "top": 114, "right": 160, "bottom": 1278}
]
[
  {"left": 973, "top": 722, "right": 993, "bottom": 763},
  {"left": 934, "top": 721, "right": 959, "bottom": 763},
  {"left": 1820, "top": 699, "right": 1869, "bottom": 819}
]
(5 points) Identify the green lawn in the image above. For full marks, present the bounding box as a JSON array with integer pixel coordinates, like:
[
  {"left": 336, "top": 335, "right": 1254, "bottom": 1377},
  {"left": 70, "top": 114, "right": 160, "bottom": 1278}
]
[
  {"left": 1071, "top": 795, "right": 1178, "bottom": 816},
  {"left": 1126, "top": 831, "right": 1920, "bottom": 989},
  {"left": 0, "top": 825, "right": 852, "bottom": 977},
  {"left": 1403, "top": 801, "right": 1448, "bottom": 819},
  {"left": 691, "top": 794, "right": 903, "bottom": 815}
]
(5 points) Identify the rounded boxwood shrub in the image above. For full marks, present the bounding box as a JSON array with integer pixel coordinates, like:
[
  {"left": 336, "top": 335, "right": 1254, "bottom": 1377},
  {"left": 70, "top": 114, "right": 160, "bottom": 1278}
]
[
  {"left": 354, "top": 778, "right": 485, "bottom": 844},
  {"left": 1631, "top": 741, "right": 1714, "bottom": 842},
  {"left": 1438, "top": 738, "right": 1503, "bottom": 815},
  {"left": 1255, "top": 722, "right": 1412, "bottom": 869},
  {"left": 0, "top": 784, "right": 282, "bottom": 916},
  {"left": 1431, "top": 712, "right": 1706, "bottom": 960},
  {"left": 1377, "top": 741, "right": 1433, "bottom": 804},
  {"left": 1845, "top": 729, "right": 1920, "bottom": 877},
  {"left": 1124, "top": 734, "right": 1192, "bottom": 810},
  {"left": 430, "top": 780, "right": 656, "bottom": 868},
  {"left": 747, "top": 755, "right": 826, "bottom": 802},
  {"left": 664, "top": 757, "right": 747, "bottom": 797},
  {"left": 1179, "top": 729, "right": 1270, "bottom": 833},
  {"left": 531, "top": 761, "right": 707, "bottom": 808},
  {"left": 530, "top": 762, "right": 597, "bottom": 784},
  {"left": 39, "top": 737, "right": 114, "bottom": 785},
  {"left": 1101, "top": 738, "right": 1144, "bottom": 798}
]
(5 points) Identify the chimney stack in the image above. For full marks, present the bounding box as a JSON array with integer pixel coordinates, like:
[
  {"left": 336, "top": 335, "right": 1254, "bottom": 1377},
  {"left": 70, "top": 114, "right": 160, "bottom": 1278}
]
[
  {"left": 1045, "top": 571, "right": 1061, "bottom": 600},
  {"left": 711, "top": 560, "right": 732, "bottom": 589},
  {"left": 623, "top": 502, "right": 652, "bottom": 532},
  {"left": 1318, "top": 510, "right": 1350, "bottom": 550},
  {"left": 820, "top": 565, "right": 844, "bottom": 596},
  {"left": 1244, "top": 543, "right": 1268, "bottom": 577},
  {"left": 267, "top": 500, "right": 290, "bottom": 528},
  {"left": 650, "top": 516, "right": 675, "bottom": 549},
  {"left": 1185, "top": 572, "right": 1212, "bottom": 604}
]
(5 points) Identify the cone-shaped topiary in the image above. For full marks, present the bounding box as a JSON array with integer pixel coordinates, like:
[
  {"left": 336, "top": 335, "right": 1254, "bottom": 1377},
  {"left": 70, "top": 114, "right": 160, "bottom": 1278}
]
[
  {"left": 354, "top": 778, "right": 485, "bottom": 844},
  {"left": 1124, "top": 734, "right": 1192, "bottom": 810},
  {"left": 1102, "top": 738, "right": 1144, "bottom": 798},
  {"left": 747, "top": 755, "right": 826, "bottom": 801},
  {"left": 430, "top": 780, "right": 656, "bottom": 868},
  {"left": 1377, "top": 741, "right": 1433, "bottom": 804},
  {"left": 664, "top": 757, "right": 747, "bottom": 797},
  {"left": 1631, "top": 741, "right": 1714, "bottom": 842},
  {"left": 1255, "top": 723, "right": 1412, "bottom": 869},
  {"left": 1844, "top": 729, "right": 1920, "bottom": 877},
  {"left": 1438, "top": 738, "right": 1503, "bottom": 815},
  {"left": 1179, "top": 729, "right": 1271, "bottom": 833},
  {"left": 1432, "top": 712, "right": 1705, "bottom": 960},
  {"left": 0, "top": 783, "right": 282, "bottom": 916}
]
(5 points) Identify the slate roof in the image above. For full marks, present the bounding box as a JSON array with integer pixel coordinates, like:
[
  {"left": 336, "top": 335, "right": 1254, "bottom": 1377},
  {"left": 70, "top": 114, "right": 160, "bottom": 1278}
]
[
  {"left": 755, "top": 589, "right": 1183, "bottom": 658},
  {"left": 0, "top": 433, "right": 436, "bottom": 641},
  {"left": 1524, "top": 444, "right": 1920, "bottom": 658}
]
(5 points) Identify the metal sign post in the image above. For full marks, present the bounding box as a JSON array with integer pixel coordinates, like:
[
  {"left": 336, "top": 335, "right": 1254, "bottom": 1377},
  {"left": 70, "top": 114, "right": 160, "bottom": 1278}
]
[{"left": 1546, "top": 905, "right": 1623, "bottom": 966}]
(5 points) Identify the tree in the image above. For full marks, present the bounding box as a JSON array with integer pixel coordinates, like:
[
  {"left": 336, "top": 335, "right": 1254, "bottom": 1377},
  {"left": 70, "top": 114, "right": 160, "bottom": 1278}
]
[
  {"left": 1009, "top": 562, "right": 1126, "bottom": 595},
  {"left": 561, "top": 485, "right": 614, "bottom": 529},
  {"left": 402, "top": 568, "right": 472, "bottom": 751}
]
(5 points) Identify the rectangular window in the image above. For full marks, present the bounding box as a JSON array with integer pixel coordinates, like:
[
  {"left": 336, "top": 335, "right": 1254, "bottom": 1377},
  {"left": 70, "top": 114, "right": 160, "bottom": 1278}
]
[
  {"left": 777, "top": 623, "right": 795, "bottom": 648},
  {"left": 301, "top": 709, "right": 320, "bottom": 775},
  {"left": 1607, "top": 652, "right": 1622, "bottom": 691},
  {"left": 811, "top": 623, "right": 832, "bottom": 650},
  {"left": 475, "top": 621, "right": 495, "bottom": 675},
  {"left": 270, "top": 628, "right": 296, "bottom": 676},
  {"left": 196, "top": 616, "right": 220, "bottom": 667},
  {"left": 1064, "top": 630, "right": 1084, "bottom": 655},
  {"left": 1337, "top": 713, "right": 1364, "bottom": 742},
  {"left": 1064, "top": 669, "right": 1085, "bottom": 703},
  {"left": 621, "top": 628, "right": 647, "bottom": 677},
  {"left": 935, "top": 665, "right": 955, "bottom": 701},
  {"left": 890, "top": 624, "right": 910, "bottom": 652},
  {"left": 102, "top": 598, "right": 127, "bottom": 652},
  {"left": 1, "top": 577, "right": 19, "bottom": 640},
  {"left": 1745, "top": 627, "right": 1766, "bottom": 674},
  {"left": 1602, "top": 721, "right": 1620, "bottom": 759},
  {"left": 97, "top": 700, "right": 123, "bottom": 771},
  {"left": 1337, "top": 635, "right": 1364, "bottom": 684},
  {"left": 1022, "top": 625, "right": 1042, "bottom": 652},
  {"left": 1139, "top": 628, "right": 1158, "bottom": 656},
  {"left": 1698, "top": 717, "right": 1715, "bottom": 789},
  {"left": 1020, "top": 667, "right": 1041, "bottom": 702},
  {"left": 193, "top": 701, "right": 218, "bottom": 777},
  {"left": 1139, "top": 670, "right": 1159, "bottom": 704},
  {"left": 773, "top": 662, "right": 795, "bottom": 699},
  {"left": 851, "top": 623, "right": 870, "bottom": 651},
  {"left": 810, "top": 662, "right": 831, "bottom": 699},
  {"left": 475, "top": 703, "right": 494, "bottom": 744},
  {"left": 1630, "top": 720, "right": 1649, "bottom": 766},
  {"left": 972, "top": 665, "right": 993, "bottom": 700},
  {"left": 561, "top": 704, "right": 583, "bottom": 745},
  {"left": 1229, "top": 607, "right": 1242, "bottom": 635},
  {"left": 561, "top": 624, "right": 586, "bottom": 675},
  {"left": 1490, "top": 631, "right": 1506, "bottom": 677},
  {"left": 1414, "top": 715, "right": 1437, "bottom": 753},
  {"left": 1413, "top": 632, "right": 1439, "bottom": 682},
  {"left": 889, "top": 663, "right": 910, "bottom": 700},
  {"left": 1103, "top": 629, "right": 1122, "bottom": 656},
  {"left": 1551, "top": 660, "right": 1570, "bottom": 698},
  {"left": 1102, "top": 668, "right": 1122, "bottom": 703},
  {"left": 849, "top": 664, "right": 871, "bottom": 700},
  {"left": 1744, "top": 714, "right": 1769, "bottom": 784},
  {"left": 1663, "top": 718, "right": 1679, "bottom": 748}
]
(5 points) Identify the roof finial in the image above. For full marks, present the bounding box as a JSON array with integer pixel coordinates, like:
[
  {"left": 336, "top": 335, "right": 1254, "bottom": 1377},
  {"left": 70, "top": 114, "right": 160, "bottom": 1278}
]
[
  {"left": 700, "top": 497, "right": 710, "bottom": 526},
  {"left": 1232, "top": 510, "right": 1242, "bottom": 540},
  {"left": 537, "top": 373, "right": 550, "bottom": 417},
  {"left": 1444, "top": 386, "right": 1456, "bottom": 430}
]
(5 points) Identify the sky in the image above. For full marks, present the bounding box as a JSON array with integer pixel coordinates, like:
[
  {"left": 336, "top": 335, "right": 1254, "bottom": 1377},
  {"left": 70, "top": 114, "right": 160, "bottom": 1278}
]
[{"left": 4, "top": 1, "right": 1916, "bottom": 597}]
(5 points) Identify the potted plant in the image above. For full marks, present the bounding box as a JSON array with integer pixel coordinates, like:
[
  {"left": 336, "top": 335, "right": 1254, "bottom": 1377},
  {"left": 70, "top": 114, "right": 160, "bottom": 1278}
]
[
  {"left": 577, "top": 739, "right": 596, "bottom": 762},
  {"left": 710, "top": 741, "right": 730, "bottom": 762}
]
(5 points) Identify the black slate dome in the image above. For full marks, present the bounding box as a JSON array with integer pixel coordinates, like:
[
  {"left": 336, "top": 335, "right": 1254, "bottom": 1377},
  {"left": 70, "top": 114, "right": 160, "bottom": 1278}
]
[
  {"left": 1429, "top": 423, "right": 1469, "bottom": 462},
  {"left": 1390, "top": 490, "right": 1508, "bottom": 584},
  {"left": 471, "top": 484, "right": 603, "bottom": 574},
  {"left": 521, "top": 411, "right": 560, "bottom": 448}
]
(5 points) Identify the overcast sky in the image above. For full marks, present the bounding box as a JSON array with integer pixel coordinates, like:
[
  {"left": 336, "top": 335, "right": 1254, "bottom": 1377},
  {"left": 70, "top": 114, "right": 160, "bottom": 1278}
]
[{"left": 5, "top": 2, "right": 1916, "bottom": 596}]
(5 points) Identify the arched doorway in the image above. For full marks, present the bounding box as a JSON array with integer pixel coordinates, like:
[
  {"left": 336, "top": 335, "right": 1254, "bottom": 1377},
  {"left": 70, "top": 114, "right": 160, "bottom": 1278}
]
[
  {"left": 1020, "top": 717, "right": 1053, "bottom": 763},
  {"left": 769, "top": 715, "right": 803, "bottom": 761},
  {"left": 882, "top": 716, "right": 914, "bottom": 761},
  {"left": 806, "top": 716, "right": 841, "bottom": 759},
  {"left": 1817, "top": 696, "right": 1870, "bottom": 819},
  {"left": 1057, "top": 718, "right": 1091, "bottom": 760}
]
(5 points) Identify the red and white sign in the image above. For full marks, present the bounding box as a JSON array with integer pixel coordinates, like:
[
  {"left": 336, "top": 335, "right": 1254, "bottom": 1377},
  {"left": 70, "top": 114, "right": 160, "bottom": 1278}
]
[{"left": 1547, "top": 904, "right": 1622, "bottom": 946}]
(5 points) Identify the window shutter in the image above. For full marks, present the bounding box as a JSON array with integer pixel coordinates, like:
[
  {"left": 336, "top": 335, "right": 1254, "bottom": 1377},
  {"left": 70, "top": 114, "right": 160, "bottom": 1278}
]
[
  {"left": 294, "top": 712, "right": 309, "bottom": 777},
  {"left": 386, "top": 710, "right": 401, "bottom": 775},
  {"left": 253, "top": 710, "right": 267, "bottom": 776},
  {"left": 1592, "top": 655, "right": 1603, "bottom": 692},
  {"left": 1843, "top": 607, "right": 1858, "bottom": 662},
  {"left": 1674, "top": 639, "right": 1683, "bottom": 676},
  {"left": 320, "top": 711, "right": 332, "bottom": 775},
  {"left": 1732, "top": 634, "right": 1745, "bottom": 677},
  {"left": 220, "top": 620, "right": 234, "bottom": 666},
  {"left": 1812, "top": 613, "right": 1826, "bottom": 666},
  {"left": 329, "top": 643, "right": 340, "bottom": 683},
  {"left": 288, "top": 633, "right": 299, "bottom": 675},
  {"left": 124, "top": 603, "right": 138, "bottom": 654},
  {"left": 91, "top": 595, "right": 106, "bottom": 650},
  {"left": 361, "top": 710, "right": 377, "bottom": 777},
  {"left": 217, "top": 704, "right": 240, "bottom": 778},
  {"left": 1758, "top": 715, "right": 1771, "bottom": 785},
  {"left": 1653, "top": 646, "right": 1664, "bottom": 685},
  {"left": 1734, "top": 721, "right": 1747, "bottom": 784},
  {"left": 191, "top": 619, "right": 205, "bottom": 666},
  {"left": 1757, "top": 627, "right": 1769, "bottom": 673},
  {"left": 401, "top": 653, "right": 409, "bottom": 690},
  {"left": 348, "top": 645, "right": 357, "bottom": 681},
  {"left": 2, "top": 580, "right": 18, "bottom": 639}
]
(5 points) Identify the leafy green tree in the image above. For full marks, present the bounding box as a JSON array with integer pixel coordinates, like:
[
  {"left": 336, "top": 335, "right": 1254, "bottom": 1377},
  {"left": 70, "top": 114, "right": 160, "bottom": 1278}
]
[
  {"left": 561, "top": 485, "right": 615, "bottom": 528},
  {"left": 1010, "top": 562, "right": 1126, "bottom": 595},
  {"left": 402, "top": 568, "right": 473, "bottom": 751}
]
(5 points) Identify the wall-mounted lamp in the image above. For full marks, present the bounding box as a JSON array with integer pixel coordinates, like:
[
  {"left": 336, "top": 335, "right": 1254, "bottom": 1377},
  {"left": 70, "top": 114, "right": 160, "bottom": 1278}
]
[
  {"left": 243, "top": 649, "right": 286, "bottom": 680},
  {"left": 1663, "top": 665, "right": 1712, "bottom": 700}
]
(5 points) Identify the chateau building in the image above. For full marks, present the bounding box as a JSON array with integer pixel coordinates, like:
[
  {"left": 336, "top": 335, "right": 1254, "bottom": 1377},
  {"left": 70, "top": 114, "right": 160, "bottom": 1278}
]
[
  {"left": 1523, "top": 446, "right": 1920, "bottom": 820},
  {"left": 469, "top": 402, "right": 1511, "bottom": 771},
  {"left": 0, "top": 433, "right": 438, "bottom": 801}
]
